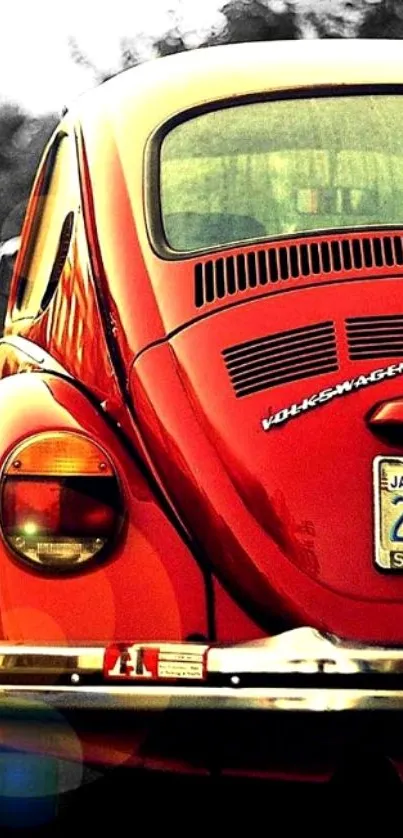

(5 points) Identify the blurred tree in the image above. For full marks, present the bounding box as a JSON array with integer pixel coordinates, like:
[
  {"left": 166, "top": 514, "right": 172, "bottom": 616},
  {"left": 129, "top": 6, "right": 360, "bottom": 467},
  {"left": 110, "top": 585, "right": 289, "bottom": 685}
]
[
  {"left": 0, "top": 110, "right": 57, "bottom": 239},
  {"left": 68, "top": 35, "right": 144, "bottom": 83},
  {"left": 212, "top": 0, "right": 297, "bottom": 43},
  {"left": 1, "top": 201, "right": 26, "bottom": 240},
  {"left": 118, "top": 36, "right": 144, "bottom": 69},
  {"left": 153, "top": 0, "right": 298, "bottom": 50},
  {"left": 295, "top": 1, "right": 385, "bottom": 38},
  {"left": 154, "top": 31, "right": 187, "bottom": 56},
  {"left": 359, "top": 0, "right": 403, "bottom": 37},
  {"left": 0, "top": 105, "right": 26, "bottom": 171},
  {"left": 67, "top": 35, "right": 99, "bottom": 77},
  {"left": 64, "top": 1, "right": 403, "bottom": 84},
  {"left": 67, "top": 1, "right": 298, "bottom": 70}
]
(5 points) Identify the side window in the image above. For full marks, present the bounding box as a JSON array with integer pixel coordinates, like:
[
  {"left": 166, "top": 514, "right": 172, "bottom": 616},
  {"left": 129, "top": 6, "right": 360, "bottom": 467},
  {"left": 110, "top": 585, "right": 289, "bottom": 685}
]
[{"left": 14, "top": 133, "right": 76, "bottom": 321}]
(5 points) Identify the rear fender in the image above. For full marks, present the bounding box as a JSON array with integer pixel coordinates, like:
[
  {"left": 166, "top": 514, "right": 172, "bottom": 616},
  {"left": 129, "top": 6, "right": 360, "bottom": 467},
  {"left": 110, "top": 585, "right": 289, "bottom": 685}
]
[{"left": 0, "top": 372, "right": 209, "bottom": 644}]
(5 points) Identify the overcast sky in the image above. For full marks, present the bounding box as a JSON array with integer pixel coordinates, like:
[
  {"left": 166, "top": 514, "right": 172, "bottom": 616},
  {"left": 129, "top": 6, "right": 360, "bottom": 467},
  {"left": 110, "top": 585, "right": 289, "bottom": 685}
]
[{"left": 0, "top": 0, "right": 227, "bottom": 113}]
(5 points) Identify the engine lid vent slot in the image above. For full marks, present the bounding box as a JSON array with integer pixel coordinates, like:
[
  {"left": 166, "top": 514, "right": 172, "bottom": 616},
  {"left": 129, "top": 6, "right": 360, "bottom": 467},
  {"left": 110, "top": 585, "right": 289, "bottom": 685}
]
[
  {"left": 224, "top": 321, "right": 338, "bottom": 398},
  {"left": 195, "top": 233, "right": 403, "bottom": 308},
  {"left": 347, "top": 315, "right": 403, "bottom": 360}
]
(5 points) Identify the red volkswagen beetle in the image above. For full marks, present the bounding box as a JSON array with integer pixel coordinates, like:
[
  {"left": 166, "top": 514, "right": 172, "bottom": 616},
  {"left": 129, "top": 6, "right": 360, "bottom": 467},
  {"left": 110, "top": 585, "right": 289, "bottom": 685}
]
[{"left": 1, "top": 38, "right": 403, "bottom": 786}]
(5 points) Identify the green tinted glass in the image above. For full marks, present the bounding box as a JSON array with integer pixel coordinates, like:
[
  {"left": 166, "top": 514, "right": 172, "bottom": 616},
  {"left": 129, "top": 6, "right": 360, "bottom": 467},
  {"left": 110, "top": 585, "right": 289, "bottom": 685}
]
[{"left": 160, "top": 96, "right": 403, "bottom": 251}]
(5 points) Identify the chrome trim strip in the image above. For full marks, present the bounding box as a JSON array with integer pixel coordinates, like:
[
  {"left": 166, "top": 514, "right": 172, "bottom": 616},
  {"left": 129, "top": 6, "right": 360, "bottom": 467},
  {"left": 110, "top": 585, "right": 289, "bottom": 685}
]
[
  {"left": 2, "top": 685, "right": 403, "bottom": 713},
  {"left": 0, "top": 646, "right": 104, "bottom": 679}
]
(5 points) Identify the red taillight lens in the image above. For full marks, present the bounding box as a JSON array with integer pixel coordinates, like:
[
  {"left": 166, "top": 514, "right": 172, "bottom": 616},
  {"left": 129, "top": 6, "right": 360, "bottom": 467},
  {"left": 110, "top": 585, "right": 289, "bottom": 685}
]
[{"left": 0, "top": 433, "right": 123, "bottom": 571}]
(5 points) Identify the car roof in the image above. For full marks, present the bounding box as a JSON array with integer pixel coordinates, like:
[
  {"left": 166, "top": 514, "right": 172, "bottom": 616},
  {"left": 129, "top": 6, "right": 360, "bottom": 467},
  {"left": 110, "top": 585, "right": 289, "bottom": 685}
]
[
  {"left": 74, "top": 39, "right": 403, "bottom": 137},
  {"left": 66, "top": 40, "right": 403, "bottom": 352}
]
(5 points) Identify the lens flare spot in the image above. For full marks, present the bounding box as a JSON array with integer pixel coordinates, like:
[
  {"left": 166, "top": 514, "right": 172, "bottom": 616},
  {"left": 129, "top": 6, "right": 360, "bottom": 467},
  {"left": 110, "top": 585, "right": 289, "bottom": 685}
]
[{"left": 22, "top": 521, "right": 38, "bottom": 536}]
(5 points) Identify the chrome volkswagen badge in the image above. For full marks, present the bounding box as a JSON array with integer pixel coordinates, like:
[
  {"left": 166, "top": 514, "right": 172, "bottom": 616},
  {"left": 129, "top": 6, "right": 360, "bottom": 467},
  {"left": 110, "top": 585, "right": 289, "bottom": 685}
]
[{"left": 374, "top": 456, "right": 403, "bottom": 570}]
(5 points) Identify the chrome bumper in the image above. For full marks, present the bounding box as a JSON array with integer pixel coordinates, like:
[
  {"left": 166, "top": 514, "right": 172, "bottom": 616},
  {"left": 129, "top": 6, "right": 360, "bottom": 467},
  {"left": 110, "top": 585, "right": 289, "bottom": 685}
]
[
  {"left": 4, "top": 685, "right": 403, "bottom": 713},
  {"left": 2, "top": 627, "right": 403, "bottom": 713}
]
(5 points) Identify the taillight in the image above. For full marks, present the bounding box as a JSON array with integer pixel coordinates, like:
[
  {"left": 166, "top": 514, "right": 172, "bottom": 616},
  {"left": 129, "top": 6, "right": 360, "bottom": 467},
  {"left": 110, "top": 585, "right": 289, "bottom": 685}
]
[{"left": 0, "top": 432, "right": 123, "bottom": 572}]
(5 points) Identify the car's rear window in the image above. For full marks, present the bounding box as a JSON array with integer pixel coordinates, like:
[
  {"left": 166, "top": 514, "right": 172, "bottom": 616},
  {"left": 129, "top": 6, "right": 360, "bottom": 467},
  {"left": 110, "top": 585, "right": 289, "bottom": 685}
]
[{"left": 159, "top": 95, "right": 403, "bottom": 252}]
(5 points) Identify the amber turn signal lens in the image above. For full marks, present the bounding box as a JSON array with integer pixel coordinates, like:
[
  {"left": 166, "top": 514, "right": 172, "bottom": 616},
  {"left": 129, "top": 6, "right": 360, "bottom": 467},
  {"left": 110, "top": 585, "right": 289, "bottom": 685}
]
[
  {"left": 3, "top": 432, "right": 115, "bottom": 477},
  {"left": 0, "top": 432, "right": 123, "bottom": 571}
]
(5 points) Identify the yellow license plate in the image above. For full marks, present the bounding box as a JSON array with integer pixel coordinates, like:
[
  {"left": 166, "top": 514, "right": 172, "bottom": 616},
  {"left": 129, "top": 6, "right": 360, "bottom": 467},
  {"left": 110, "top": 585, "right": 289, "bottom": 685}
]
[{"left": 374, "top": 457, "right": 403, "bottom": 570}]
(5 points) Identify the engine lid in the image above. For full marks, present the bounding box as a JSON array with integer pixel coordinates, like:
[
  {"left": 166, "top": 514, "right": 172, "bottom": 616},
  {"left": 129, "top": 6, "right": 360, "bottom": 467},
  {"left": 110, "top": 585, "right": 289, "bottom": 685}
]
[{"left": 132, "top": 270, "right": 403, "bottom": 642}]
